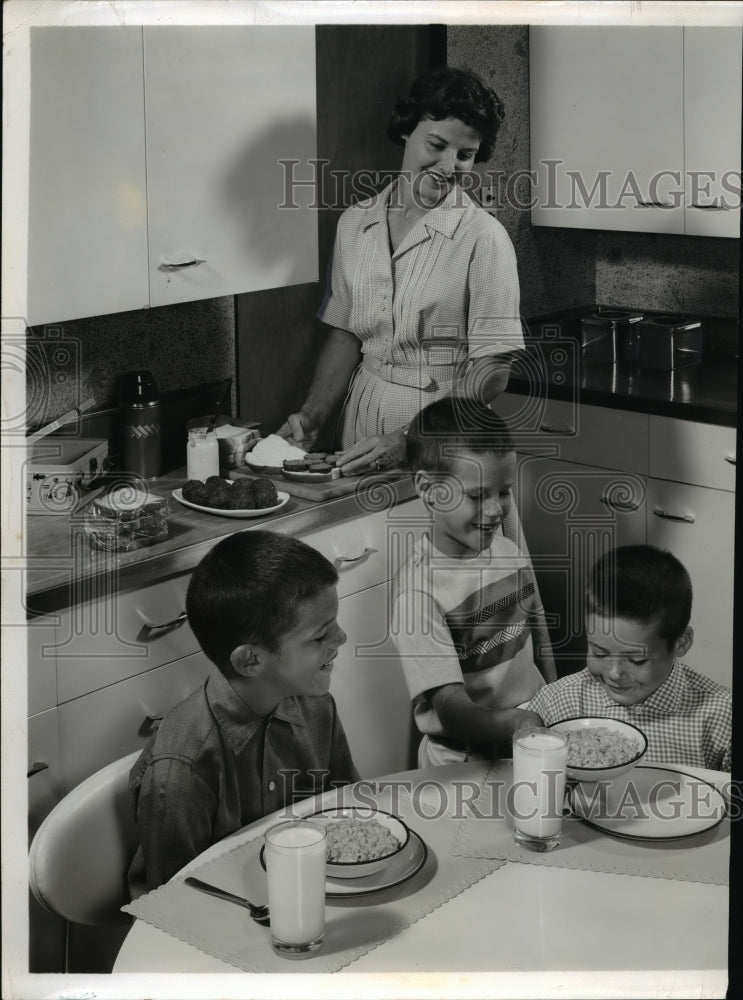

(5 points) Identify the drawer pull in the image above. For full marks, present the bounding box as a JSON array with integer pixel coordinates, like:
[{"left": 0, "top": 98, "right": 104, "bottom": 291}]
[
  {"left": 725, "top": 455, "right": 736, "bottom": 466},
  {"left": 140, "top": 714, "right": 164, "bottom": 736},
  {"left": 601, "top": 496, "right": 641, "bottom": 512},
  {"left": 652, "top": 507, "right": 696, "bottom": 524},
  {"left": 158, "top": 258, "right": 207, "bottom": 271},
  {"left": 539, "top": 423, "right": 573, "bottom": 435},
  {"left": 27, "top": 761, "right": 49, "bottom": 778},
  {"left": 136, "top": 610, "right": 188, "bottom": 640},
  {"left": 637, "top": 200, "right": 674, "bottom": 209},
  {"left": 333, "top": 546, "right": 377, "bottom": 568}
]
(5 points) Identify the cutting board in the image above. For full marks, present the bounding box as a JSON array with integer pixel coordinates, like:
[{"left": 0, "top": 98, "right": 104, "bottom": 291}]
[{"left": 229, "top": 465, "right": 407, "bottom": 501}]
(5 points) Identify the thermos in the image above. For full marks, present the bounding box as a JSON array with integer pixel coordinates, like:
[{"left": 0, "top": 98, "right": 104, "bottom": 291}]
[{"left": 118, "top": 371, "right": 161, "bottom": 479}]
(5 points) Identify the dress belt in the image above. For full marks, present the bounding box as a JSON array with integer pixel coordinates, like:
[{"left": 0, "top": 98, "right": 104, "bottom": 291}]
[{"left": 361, "top": 354, "right": 460, "bottom": 390}]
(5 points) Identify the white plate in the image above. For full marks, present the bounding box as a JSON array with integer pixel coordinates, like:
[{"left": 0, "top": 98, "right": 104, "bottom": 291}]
[
  {"left": 172, "top": 488, "right": 290, "bottom": 519},
  {"left": 570, "top": 765, "right": 727, "bottom": 840},
  {"left": 259, "top": 829, "right": 428, "bottom": 898}
]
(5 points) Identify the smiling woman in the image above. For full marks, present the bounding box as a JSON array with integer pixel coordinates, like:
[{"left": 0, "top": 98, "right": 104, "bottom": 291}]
[{"left": 276, "top": 67, "right": 524, "bottom": 477}]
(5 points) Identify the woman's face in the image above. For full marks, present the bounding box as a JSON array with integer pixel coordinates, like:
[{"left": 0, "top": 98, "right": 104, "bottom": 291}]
[{"left": 400, "top": 116, "right": 481, "bottom": 208}]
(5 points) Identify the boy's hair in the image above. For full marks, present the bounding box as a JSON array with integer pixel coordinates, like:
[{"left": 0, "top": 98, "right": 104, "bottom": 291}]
[
  {"left": 406, "top": 396, "right": 515, "bottom": 475},
  {"left": 186, "top": 530, "right": 338, "bottom": 672},
  {"left": 586, "top": 544, "right": 692, "bottom": 647},
  {"left": 387, "top": 67, "right": 505, "bottom": 163}
]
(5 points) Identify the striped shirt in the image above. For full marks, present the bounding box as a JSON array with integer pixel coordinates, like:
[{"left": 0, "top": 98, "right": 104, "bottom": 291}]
[
  {"left": 391, "top": 532, "right": 547, "bottom": 739},
  {"left": 526, "top": 663, "right": 732, "bottom": 771},
  {"left": 317, "top": 180, "right": 524, "bottom": 446}
]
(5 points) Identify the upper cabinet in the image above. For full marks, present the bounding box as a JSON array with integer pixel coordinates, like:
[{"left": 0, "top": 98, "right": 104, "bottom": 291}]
[
  {"left": 27, "top": 26, "right": 318, "bottom": 327},
  {"left": 530, "top": 26, "right": 741, "bottom": 238}
]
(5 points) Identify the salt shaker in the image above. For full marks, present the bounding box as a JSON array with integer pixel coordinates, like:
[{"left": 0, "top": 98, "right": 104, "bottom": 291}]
[{"left": 187, "top": 426, "right": 219, "bottom": 482}]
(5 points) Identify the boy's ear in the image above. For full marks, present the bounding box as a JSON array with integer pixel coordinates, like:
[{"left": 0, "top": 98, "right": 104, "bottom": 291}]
[
  {"left": 230, "top": 643, "right": 262, "bottom": 678},
  {"left": 414, "top": 470, "right": 436, "bottom": 506},
  {"left": 673, "top": 626, "right": 694, "bottom": 659}
]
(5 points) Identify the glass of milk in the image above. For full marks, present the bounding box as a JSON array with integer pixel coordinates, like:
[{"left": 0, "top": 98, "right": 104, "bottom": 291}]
[
  {"left": 511, "top": 727, "right": 569, "bottom": 852},
  {"left": 186, "top": 426, "right": 219, "bottom": 482},
  {"left": 264, "top": 820, "right": 327, "bottom": 958}
]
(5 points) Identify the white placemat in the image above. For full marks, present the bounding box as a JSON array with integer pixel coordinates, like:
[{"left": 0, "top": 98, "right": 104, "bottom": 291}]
[
  {"left": 122, "top": 784, "right": 504, "bottom": 973},
  {"left": 450, "top": 760, "right": 730, "bottom": 885}
]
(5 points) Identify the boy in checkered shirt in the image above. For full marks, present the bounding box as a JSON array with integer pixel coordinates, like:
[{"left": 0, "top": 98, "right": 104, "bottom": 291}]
[{"left": 527, "top": 544, "right": 731, "bottom": 771}]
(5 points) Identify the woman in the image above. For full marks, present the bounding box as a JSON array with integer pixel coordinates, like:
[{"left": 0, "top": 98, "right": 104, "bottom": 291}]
[{"left": 278, "top": 66, "right": 525, "bottom": 474}]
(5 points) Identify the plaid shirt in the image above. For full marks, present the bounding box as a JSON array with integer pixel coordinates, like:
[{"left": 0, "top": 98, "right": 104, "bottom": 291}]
[
  {"left": 527, "top": 662, "right": 731, "bottom": 771},
  {"left": 127, "top": 669, "right": 358, "bottom": 897}
]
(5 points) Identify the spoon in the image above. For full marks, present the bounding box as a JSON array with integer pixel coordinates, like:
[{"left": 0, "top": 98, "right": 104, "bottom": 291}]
[{"left": 184, "top": 876, "right": 270, "bottom": 925}]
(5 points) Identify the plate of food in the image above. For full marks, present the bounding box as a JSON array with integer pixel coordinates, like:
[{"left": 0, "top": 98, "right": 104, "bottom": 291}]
[
  {"left": 549, "top": 717, "right": 648, "bottom": 782},
  {"left": 173, "top": 476, "right": 289, "bottom": 518},
  {"left": 243, "top": 434, "right": 307, "bottom": 474},
  {"left": 569, "top": 764, "right": 728, "bottom": 840}
]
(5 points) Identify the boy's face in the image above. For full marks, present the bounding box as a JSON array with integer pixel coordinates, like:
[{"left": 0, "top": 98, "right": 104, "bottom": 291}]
[
  {"left": 419, "top": 449, "right": 516, "bottom": 557},
  {"left": 585, "top": 613, "right": 684, "bottom": 706},
  {"left": 259, "top": 585, "right": 347, "bottom": 700}
]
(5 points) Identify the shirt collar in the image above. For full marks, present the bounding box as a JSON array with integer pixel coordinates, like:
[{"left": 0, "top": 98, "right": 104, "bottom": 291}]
[
  {"left": 360, "top": 179, "right": 472, "bottom": 240},
  {"left": 205, "top": 669, "right": 307, "bottom": 756},
  {"left": 590, "top": 661, "right": 683, "bottom": 716}
]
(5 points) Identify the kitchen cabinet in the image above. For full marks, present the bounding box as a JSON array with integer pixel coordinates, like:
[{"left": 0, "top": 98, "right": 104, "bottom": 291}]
[
  {"left": 684, "top": 27, "right": 743, "bottom": 238},
  {"left": 529, "top": 26, "right": 741, "bottom": 237},
  {"left": 499, "top": 392, "right": 735, "bottom": 685},
  {"left": 27, "top": 26, "right": 317, "bottom": 326}
]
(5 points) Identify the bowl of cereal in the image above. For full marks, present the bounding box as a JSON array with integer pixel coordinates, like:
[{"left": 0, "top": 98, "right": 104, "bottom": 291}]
[
  {"left": 311, "top": 807, "right": 410, "bottom": 879},
  {"left": 549, "top": 717, "right": 648, "bottom": 782}
]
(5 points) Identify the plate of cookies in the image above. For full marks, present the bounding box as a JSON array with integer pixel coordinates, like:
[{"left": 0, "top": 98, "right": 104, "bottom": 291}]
[{"left": 173, "top": 476, "right": 289, "bottom": 518}]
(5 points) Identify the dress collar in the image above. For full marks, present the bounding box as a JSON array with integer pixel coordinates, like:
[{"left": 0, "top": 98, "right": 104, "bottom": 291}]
[
  {"left": 360, "top": 179, "right": 473, "bottom": 241},
  {"left": 205, "top": 668, "right": 306, "bottom": 756}
]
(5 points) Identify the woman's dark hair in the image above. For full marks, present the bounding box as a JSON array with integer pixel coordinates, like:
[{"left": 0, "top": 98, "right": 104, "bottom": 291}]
[
  {"left": 387, "top": 67, "right": 505, "bottom": 163},
  {"left": 186, "top": 530, "right": 338, "bottom": 671},
  {"left": 586, "top": 545, "right": 692, "bottom": 648},
  {"left": 406, "top": 396, "right": 514, "bottom": 475}
]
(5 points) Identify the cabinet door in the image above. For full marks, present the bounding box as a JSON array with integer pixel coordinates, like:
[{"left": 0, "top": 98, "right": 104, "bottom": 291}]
[
  {"left": 28, "top": 616, "right": 57, "bottom": 716},
  {"left": 646, "top": 479, "right": 734, "bottom": 688},
  {"left": 144, "top": 27, "right": 318, "bottom": 308},
  {"left": 28, "top": 708, "right": 63, "bottom": 839},
  {"left": 57, "top": 650, "right": 212, "bottom": 792},
  {"left": 649, "top": 416, "right": 736, "bottom": 492},
  {"left": 27, "top": 27, "right": 149, "bottom": 326},
  {"left": 515, "top": 455, "right": 646, "bottom": 675},
  {"left": 530, "top": 26, "right": 685, "bottom": 234},
  {"left": 332, "top": 583, "right": 415, "bottom": 778},
  {"left": 684, "top": 27, "right": 742, "bottom": 238}
]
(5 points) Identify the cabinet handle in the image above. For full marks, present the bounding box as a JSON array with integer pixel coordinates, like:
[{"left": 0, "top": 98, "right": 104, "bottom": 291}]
[
  {"left": 27, "top": 761, "right": 49, "bottom": 778},
  {"left": 637, "top": 201, "right": 674, "bottom": 209},
  {"left": 689, "top": 202, "right": 729, "bottom": 211},
  {"left": 652, "top": 507, "right": 696, "bottom": 524},
  {"left": 725, "top": 455, "right": 736, "bottom": 465},
  {"left": 136, "top": 610, "right": 188, "bottom": 640},
  {"left": 539, "top": 423, "right": 573, "bottom": 434},
  {"left": 333, "top": 546, "right": 377, "bottom": 568},
  {"left": 601, "top": 496, "right": 641, "bottom": 512},
  {"left": 158, "top": 259, "right": 207, "bottom": 271}
]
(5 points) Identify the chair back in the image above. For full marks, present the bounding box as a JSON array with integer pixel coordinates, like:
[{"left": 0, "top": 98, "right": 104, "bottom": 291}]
[{"left": 29, "top": 750, "right": 142, "bottom": 925}]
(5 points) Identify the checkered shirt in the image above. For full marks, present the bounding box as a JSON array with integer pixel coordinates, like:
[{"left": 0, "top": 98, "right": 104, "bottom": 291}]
[
  {"left": 527, "top": 662, "right": 732, "bottom": 771},
  {"left": 316, "top": 180, "right": 524, "bottom": 446}
]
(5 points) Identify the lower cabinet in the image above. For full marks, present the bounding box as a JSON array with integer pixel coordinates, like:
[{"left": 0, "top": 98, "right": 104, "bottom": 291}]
[{"left": 332, "top": 582, "right": 416, "bottom": 778}]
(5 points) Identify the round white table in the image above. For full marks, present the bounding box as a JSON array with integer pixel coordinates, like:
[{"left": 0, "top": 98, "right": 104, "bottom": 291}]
[{"left": 114, "top": 762, "right": 730, "bottom": 995}]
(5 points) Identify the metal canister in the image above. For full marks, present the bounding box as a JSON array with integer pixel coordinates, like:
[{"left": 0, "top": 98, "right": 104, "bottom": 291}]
[{"left": 118, "top": 371, "right": 161, "bottom": 479}]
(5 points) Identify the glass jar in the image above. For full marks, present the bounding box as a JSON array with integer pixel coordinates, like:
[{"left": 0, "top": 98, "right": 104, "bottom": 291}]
[{"left": 186, "top": 427, "right": 219, "bottom": 482}]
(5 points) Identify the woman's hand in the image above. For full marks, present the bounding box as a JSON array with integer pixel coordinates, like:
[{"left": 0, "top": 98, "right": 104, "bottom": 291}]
[
  {"left": 275, "top": 411, "right": 320, "bottom": 452},
  {"left": 335, "top": 429, "right": 407, "bottom": 476}
]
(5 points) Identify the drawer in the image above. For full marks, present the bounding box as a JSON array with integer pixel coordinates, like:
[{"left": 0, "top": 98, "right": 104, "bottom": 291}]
[
  {"left": 28, "top": 615, "right": 58, "bottom": 715},
  {"left": 295, "top": 498, "right": 427, "bottom": 599},
  {"left": 55, "top": 572, "right": 200, "bottom": 703},
  {"left": 498, "top": 394, "right": 649, "bottom": 474},
  {"left": 649, "top": 416, "right": 736, "bottom": 491},
  {"left": 28, "top": 708, "right": 63, "bottom": 839},
  {"left": 57, "top": 650, "right": 212, "bottom": 791}
]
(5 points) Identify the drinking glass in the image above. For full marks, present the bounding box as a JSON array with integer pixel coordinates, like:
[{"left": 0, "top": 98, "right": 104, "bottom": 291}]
[
  {"left": 264, "top": 820, "right": 327, "bottom": 958},
  {"left": 511, "top": 727, "right": 569, "bottom": 852}
]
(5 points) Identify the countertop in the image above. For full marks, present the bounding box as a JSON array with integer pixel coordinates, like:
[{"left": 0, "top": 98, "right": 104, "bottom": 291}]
[
  {"left": 25, "top": 470, "right": 417, "bottom": 615},
  {"left": 510, "top": 310, "right": 738, "bottom": 427}
]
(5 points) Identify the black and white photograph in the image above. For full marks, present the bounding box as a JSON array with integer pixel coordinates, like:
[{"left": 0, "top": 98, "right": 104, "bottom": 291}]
[{"left": 2, "top": 2, "right": 740, "bottom": 998}]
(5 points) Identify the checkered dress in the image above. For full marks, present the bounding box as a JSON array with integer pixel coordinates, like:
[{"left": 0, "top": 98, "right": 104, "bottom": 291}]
[
  {"left": 527, "top": 663, "right": 732, "bottom": 771},
  {"left": 317, "top": 180, "right": 524, "bottom": 448}
]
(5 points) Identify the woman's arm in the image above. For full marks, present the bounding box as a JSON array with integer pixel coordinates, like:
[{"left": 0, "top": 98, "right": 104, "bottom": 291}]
[
  {"left": 430, "top": 683, "right": 543, "bottom": 747},
  {"left": 454, "top": 354, "right": 514, "bottom": 407},
  {"left": 276, "top": 327, "right": 362, "bottom": 449}
]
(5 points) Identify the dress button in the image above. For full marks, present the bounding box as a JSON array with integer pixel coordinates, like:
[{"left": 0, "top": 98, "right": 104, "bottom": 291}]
[{"left": 267, "top": 780, "right": 276, "bottom": 792}]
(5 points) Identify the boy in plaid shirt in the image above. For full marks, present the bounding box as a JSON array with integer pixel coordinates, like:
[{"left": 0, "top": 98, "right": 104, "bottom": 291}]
[{"left": 527, "top": 545, "right": 731, "bottom": 771}]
